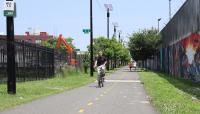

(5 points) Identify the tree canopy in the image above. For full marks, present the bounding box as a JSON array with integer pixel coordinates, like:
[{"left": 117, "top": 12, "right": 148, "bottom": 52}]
[
  {"left": 128, "top": 28, "right": 161, "bottom": 61},
  {"left": 88, "top": 36, "right": 130, "bottom": 62}
]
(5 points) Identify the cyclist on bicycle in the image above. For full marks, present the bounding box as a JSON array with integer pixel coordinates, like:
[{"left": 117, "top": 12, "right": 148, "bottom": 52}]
[{"left": 94, "top": 51, "right": 107, "bottom": 86}]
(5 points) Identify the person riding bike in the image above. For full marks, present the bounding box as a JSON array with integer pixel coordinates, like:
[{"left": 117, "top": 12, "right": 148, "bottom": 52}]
[{"left": 94, "top": 51, "right": 107, "bottom": 87}]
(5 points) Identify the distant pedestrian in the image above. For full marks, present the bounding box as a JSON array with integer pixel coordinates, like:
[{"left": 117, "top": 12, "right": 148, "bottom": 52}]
[
  {"left": 128, "top": 60, "right": 133, "bottom": 71},
  {"left": 133, "top": 61, "right": 137, "bottom": 70}
]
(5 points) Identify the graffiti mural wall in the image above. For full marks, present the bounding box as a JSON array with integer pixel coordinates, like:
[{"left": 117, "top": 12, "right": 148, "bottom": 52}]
[
  {"left": 165, "top": 33, "right": 200, "bottom": 82},
  {"left": 158, "top": 0, "right": 200, "bottom": 82}
]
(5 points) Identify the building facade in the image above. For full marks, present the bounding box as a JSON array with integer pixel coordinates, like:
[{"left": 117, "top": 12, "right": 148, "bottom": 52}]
[{"left": 0, "top": 32, "right": 53, "bottom": 44}]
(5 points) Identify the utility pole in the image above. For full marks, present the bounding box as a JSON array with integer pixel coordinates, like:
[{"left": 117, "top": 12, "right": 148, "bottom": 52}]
[
  {"left": 104, "top": 4, "right": 113, "bottom": 39},
  {"left": 5, "top": 0, "right": 16, "bottom": 94},
  {"left": 169, "top": 0, "right": 172, "bottom": 20},
  {"left": 90, "top": 0, "right": 94, "bottom": 76}
]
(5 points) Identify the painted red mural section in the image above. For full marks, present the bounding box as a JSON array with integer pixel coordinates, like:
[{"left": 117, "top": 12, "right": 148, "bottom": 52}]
[{"left": 168, "top": 33, "right": 200, "bottom": 82}]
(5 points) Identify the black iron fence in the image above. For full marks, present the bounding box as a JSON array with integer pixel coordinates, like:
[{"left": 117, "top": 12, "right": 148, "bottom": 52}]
[
  {"left": 0, "top": 35, "right": 86, "bottom": 83},
  {"left": 0, "top": 37, "right": 56, "bottom": 83},
  {"left": 0, "top": 38, "right": 6, "bottom": 83}
]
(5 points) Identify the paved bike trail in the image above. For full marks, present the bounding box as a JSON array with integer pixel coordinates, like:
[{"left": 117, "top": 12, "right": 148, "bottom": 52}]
[{"left": 0, "top": 67, "right": 158, "bottom": 114}]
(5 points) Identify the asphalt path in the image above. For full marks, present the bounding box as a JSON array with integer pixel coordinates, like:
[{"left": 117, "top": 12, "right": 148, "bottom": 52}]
[{"left": 0, "top": 67, "right": 158, "bottom": 114}]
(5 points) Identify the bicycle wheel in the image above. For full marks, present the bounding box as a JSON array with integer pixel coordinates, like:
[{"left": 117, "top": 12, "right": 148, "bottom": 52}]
[{"left": 98, "top": 79, "right": 101, "bottom": 88}]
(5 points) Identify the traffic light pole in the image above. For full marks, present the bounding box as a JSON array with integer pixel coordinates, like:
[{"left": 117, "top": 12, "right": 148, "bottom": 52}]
[{"left": 6, "top": 0, "right": 16, "bottom": 94}]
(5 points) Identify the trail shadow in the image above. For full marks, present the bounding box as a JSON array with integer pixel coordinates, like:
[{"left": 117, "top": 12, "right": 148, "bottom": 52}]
[
  {"left": 88, "top": 85, "right": 99, "bottom": 88},
  {"left": 88, "top": 85, "right": 105, "bottom": 88},
  {"left": 153, "top": 71, "right": 200, "bottom": 100}
]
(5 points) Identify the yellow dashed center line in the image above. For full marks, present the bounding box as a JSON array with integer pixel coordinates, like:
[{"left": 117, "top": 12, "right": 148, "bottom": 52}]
[
  {"left": 78, "top": 109, "right": 85, "bottom": 113},
  {"left": 78, "top": 75, "right": 124, "bottom": 113},
  {"left": 88, "top": 102, "right": 93, "bottom": 106}
]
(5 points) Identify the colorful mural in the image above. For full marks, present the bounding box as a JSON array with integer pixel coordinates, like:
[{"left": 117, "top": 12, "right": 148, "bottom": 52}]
[
  {"left": 140, "top": 33, "right": 200, "bottom": 82},
  {"left": 156, "top": 0, "right": 200, "bottom": 82},
  {"left": 162, "top": 33, "right": 200, "bottom": 82},
  {"left": 181, "top": 33, "right": 200, "bottom": 82}
]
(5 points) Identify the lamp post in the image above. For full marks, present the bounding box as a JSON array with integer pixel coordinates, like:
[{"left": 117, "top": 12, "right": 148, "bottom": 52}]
[
  {"left": 169, "top": 0, "right": 172, "bottom": 20},
  {"left": 112, "top": 22, "right": 118, "bottom": 38},
  {"left": 104, "top": 4, "right": 113, "bottom": 39},
  {"left": 104, "top": 4, "right": 113, "bottom": 71},
  {"left": 158, "top": 18, "right": 161, "bottom": 32},
  {"left": 118, "top": 30, "right": 122, "bottom": 42}
]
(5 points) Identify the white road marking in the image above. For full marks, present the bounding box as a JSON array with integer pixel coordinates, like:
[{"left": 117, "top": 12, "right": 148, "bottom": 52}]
[
  {"left": 123, "top": 96, "right": 127, "bottom": 98},
  {"left": 105, "top": 80, "right": 141, "bottom": 83},
  {"left": 140, "top": 101, "right": 150, "bottom": 104},
  {"left": 88, "top": 102, "right": 93, "bottom": 106}
]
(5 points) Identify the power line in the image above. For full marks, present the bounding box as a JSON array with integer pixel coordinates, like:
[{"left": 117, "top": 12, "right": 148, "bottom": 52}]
[{"left": 95, "top": 0, "right": 103, "bottom": 11}]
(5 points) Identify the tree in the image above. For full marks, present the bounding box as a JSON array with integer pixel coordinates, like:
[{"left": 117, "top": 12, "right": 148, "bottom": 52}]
[
  {"left": 128, "top": 28, "right": 161, "bottom": 61},
  {"left": 88, "top": 36, "right": 131, "bottom": 69},
  {"left": 82, "top": 52, "right": 90, "bottom": 73}
]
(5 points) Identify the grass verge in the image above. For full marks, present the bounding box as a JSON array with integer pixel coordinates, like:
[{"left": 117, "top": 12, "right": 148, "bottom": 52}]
[
  {"left": 139, "top": 71, "right": 200, "bottom": 114},
  {"left": 0, "top": 70, "right": 96, "bottom": 111}
]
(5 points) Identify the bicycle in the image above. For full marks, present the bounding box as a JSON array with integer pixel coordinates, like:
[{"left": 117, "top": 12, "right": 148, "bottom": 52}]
[{"left": 97, "top": 65, "right": 105, "bottom": 88}]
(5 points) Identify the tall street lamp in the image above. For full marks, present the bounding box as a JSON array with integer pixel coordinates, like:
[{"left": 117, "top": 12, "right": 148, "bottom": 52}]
[
  {"left": 104, "top": 4, "right": 113, "bottom": 71},
  {"left": 169, "top": 0, "right": 172, "bottom": 20},
  {"left": 158, "top": 18, "right": 161, "bottom": 32},
  {"left": 104, "top": 4, "right": 113, "bottom": 39},
  {"left": 118, "top": 30, "right": 122, "bottom": 42},
  {"left": 112, "top": 22, "right": 118, "bottom": 38}
]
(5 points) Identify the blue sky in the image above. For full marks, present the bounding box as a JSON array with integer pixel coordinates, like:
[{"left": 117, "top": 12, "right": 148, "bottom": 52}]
[{"left": 0, "top": 0, "right": 186, "bottom": 51}]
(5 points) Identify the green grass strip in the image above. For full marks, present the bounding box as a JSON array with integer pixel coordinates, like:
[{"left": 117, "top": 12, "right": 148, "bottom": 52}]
[
  {"left": 139, "top": 71, "right": 200, "bottom": 114},
  {"left": 0, "top": 71, "right": 96, "bottom": 111}
]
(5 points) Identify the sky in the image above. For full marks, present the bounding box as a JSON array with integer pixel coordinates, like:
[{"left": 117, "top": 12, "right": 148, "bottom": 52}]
[{"left": 0, "top": 0, "right": 186, "bottom": 51}]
